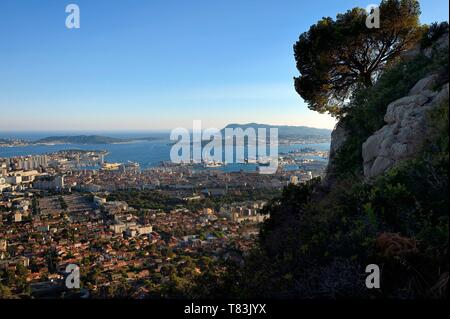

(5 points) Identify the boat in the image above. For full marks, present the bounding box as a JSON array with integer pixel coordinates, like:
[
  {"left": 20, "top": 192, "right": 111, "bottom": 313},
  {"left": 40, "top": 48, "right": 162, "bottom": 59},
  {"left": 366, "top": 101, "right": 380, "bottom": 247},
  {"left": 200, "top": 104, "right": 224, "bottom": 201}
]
[
  {"left": 257, "top": 157, "right": 272, "bottom": 166},
  {"left": 257, "top": 161, "right": 271, "bottom": 167},
  {"left": 204, "top": 161, "right": 223, "bottom": 168}
]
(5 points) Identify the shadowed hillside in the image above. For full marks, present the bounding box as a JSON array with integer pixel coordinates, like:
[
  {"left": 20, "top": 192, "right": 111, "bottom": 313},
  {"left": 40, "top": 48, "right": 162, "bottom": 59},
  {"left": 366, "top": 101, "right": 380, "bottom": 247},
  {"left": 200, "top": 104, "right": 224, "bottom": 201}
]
[{"left": 189, "top": 5, "right": 449, "bottom": 299}]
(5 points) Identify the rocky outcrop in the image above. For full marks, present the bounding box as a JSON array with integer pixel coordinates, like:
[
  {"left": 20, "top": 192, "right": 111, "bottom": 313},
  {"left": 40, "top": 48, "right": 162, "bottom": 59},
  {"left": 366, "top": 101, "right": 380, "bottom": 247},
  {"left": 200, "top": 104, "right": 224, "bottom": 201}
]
[
  {"left": 362, "top": 75, "right": 449, "bottom": 180},
  {"left": 323, "top": 32, "right": 449, "bottom": 184},
  {"left": 401, "top": 31, "right": 449, "bottom": 60},
  {"left": 322, "top": 119, "right": 350, "bottom": 187}
]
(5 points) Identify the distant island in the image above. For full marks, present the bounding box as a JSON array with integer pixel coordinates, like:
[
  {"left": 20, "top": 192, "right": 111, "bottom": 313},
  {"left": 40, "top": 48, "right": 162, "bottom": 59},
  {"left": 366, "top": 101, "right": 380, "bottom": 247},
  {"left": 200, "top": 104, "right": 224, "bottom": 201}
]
[
  {"left": 223, "top": 123, "right": 332, "bottom": 138},
  {"left": 0, "top": 137, "right": 29, "bottom": 146},
  {"left": 221, "top": 123, "right": 331, "bottom": 144},
  {"left": 0, "top": 135, "right": 162, "bottom": 147}
]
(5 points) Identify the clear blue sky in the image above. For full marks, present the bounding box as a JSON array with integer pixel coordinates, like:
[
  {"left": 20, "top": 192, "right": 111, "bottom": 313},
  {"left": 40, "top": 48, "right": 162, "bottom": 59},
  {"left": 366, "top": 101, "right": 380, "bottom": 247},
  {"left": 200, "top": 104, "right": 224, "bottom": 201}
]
[{"left": 0, "top": 0, "right": 448, "bottom": 131}]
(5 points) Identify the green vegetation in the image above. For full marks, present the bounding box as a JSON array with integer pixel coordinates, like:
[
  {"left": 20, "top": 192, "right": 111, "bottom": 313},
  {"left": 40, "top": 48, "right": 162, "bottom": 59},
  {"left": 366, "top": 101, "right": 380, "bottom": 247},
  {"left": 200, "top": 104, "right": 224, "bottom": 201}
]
[
  {"left": 0, "top": 263, "right": 31, "bottom": 298},
  {"left": 421, "top": 21, "right": 449, "bottom": 48},
  {"left": 31, "top": 197, "right": 40, "bottom": 215},
  {"left": 34, "top": 135, "right": 160, "bottom": 145},
  {"left": 45, "top": 248, "right": 60, "bottom": 274},
  {"left": 108, "top": 188, "right": 280, "bottom": 213},
  {"left": 223, "top": 123, "right": 331, "bottom": 137},
  {"left": 35, "top": 135, "right": 125, "bottom": 144},
  {"left": 201, "top": 129, "right": 448, "bottom": 298},
  {"left": 196, "top": 6, "right": 448, "bottom": 299},
  {"left": 107, "top": 190, "right": 184, "bottom": 211},
  {"left": 333, "top": 44, "right": 449, "bottom": 178},
  {"left": 185, "top": 189, "right": 281, "bottom": 212},
  {"left": 294, "top": 0, "right": 422, "bottom": 115}
]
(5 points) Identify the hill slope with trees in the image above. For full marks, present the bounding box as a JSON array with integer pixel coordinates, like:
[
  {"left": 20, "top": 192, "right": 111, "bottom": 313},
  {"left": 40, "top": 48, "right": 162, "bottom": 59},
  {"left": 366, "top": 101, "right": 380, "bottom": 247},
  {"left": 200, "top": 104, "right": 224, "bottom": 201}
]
[{"left": 192, "top": 1, "right": 449, "bottom": 299}]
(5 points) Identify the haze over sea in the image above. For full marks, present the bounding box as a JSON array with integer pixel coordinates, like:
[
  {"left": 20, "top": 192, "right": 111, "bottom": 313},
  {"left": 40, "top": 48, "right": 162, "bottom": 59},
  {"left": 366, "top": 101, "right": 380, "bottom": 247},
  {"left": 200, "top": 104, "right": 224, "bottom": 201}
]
[{"left": 0, "top": 131, "right": 330, "bottom": 171}]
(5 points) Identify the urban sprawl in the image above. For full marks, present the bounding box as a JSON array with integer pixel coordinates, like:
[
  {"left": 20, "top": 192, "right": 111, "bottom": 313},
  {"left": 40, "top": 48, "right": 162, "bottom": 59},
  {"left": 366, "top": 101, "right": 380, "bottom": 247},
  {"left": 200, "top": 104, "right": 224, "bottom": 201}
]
[{"left": 0, "top": 148, "right": 327, "bottom": 298}]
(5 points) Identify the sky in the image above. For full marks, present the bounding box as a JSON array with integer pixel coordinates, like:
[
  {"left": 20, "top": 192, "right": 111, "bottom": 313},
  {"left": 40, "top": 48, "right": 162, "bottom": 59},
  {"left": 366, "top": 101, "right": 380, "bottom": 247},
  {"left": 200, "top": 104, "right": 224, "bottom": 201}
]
[{"left": 0, "top": 0, "right": 448, "bottom": 132}]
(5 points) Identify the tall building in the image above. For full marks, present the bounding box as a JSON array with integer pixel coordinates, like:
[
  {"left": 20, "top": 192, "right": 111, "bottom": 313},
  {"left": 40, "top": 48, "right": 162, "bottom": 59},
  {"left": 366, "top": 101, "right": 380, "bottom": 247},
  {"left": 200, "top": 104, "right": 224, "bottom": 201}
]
[
  {"left": 34, "top": 175, "right": 65, "bottom": 190},
  {"left": 12, "top": 155, "right": 48, "bottom": 171}
]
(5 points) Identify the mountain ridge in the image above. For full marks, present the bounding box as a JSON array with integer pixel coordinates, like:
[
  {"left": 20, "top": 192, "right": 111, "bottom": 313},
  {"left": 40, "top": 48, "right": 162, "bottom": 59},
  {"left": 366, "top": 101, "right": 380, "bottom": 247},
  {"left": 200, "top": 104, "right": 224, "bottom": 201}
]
[{"left": 223, "top": 123, "right": 332, "bottom": 137}]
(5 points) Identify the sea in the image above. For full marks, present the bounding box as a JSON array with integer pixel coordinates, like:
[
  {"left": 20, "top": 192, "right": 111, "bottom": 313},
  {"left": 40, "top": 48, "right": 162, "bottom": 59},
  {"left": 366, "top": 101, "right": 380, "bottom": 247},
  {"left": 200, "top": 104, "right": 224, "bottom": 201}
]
[{"left": 0, "top": 132, "right": 330, "bottom": 172}]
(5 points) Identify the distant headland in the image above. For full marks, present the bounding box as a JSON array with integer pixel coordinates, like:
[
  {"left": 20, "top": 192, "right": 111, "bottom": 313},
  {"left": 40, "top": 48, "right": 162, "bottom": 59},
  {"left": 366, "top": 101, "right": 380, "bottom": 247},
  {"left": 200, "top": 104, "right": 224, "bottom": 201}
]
[{"left": 0, "top": 135, "right": 162, "bottom": 147}]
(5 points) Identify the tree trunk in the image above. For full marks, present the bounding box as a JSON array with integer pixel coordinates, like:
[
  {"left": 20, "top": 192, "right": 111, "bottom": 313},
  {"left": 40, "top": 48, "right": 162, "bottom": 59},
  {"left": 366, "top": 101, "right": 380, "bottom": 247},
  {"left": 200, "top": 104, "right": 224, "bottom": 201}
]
[{"left": 362, "top": 73, "right": 373, "bottom": 87}]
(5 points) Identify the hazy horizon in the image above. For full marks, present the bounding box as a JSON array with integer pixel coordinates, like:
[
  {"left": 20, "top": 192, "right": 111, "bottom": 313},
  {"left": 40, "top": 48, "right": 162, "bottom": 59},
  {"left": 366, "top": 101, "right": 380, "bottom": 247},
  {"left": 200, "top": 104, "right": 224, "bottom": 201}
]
[{"left": 0, "top": 122, "right": 333, "bottom": 140}]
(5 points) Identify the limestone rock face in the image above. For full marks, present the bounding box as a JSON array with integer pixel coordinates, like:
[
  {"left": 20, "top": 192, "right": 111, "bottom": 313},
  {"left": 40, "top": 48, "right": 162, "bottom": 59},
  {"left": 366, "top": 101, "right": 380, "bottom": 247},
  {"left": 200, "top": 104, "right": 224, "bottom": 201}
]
[
  {"left": 329, "top": 120, "right": 349, "bottom": 159},
  {"left": 408, "top": 74, "right": 439, "bottom": 96},
  {"left": 401, "top": 32, "right": 449, "bottom": 60},
  {"left": 324, "top": 33, "right": 448, "bottom": 185},
  {"left": 362, "top": 77, "right": 449, "bottom": 180},
  {"left": 322, "top": 119, "right": 349, "bottom": 187}
]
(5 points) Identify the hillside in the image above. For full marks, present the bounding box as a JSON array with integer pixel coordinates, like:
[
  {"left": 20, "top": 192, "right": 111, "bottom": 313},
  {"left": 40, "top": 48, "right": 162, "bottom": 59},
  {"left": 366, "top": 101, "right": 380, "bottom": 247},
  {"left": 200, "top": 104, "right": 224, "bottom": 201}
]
[
  {"left": 0, "top": 138, "right": 27, "bottom": 146},
  {"left": 223, "top": 123, "right": 331, "bottom": 138},
  {"left": 33, "top": 135, "right": 159, "bottom": 145},
  {"left": 35, "top": 135, "right": 124, "bottom": 144},
  {"left": 192, "top": 23, "right": 449, "bottom": 299}
]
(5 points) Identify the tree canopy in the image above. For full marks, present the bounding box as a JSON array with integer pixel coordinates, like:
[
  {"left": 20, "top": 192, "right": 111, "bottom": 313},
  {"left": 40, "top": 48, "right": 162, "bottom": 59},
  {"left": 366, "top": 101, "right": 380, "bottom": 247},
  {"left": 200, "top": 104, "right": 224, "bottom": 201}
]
[{"left": 294, "top": 0, "right": 422, "bottom": 116}]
